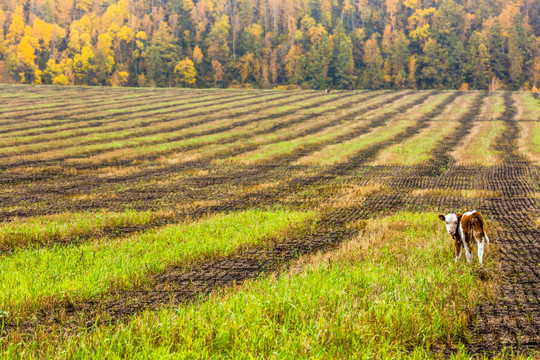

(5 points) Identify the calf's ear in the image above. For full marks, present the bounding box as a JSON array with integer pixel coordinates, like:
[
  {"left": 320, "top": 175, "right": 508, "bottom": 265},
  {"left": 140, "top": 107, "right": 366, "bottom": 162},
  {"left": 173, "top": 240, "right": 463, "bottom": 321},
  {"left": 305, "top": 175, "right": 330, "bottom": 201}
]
[
  {"left": 438, "top": 214, "right": 446, "bottom": 221},
  {"left": 456, "top": 213, "right": 463, "bottom": 219}
]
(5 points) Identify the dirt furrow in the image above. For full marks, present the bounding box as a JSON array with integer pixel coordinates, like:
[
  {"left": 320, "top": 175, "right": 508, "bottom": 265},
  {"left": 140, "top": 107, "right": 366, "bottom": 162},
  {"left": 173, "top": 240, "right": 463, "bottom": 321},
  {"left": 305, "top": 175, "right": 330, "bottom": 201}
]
[{"left": 467, "top": 93, "right": 540, "bottom": 355}]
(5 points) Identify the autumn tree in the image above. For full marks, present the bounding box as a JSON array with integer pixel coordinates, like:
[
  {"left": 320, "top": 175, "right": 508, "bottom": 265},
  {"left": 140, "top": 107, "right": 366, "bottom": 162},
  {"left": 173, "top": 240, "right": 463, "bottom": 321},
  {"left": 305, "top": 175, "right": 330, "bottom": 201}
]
[
  {"left": 361, "top": 34, "right": 384, "bottom": 89},
  {"left": 212, "top": 59, "right": 224, "bottom": 86},
  {"left": 174, "top": 57, "right": 197, "bottom": 86}
]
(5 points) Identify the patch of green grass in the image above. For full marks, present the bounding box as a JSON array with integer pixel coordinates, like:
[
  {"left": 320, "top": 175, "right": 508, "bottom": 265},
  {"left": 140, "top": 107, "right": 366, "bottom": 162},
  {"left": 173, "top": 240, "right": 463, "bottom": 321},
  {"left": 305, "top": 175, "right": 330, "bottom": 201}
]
[
  {"left": 373, "top": 121, "right": 459, "bottom": 165},
  {"left": 0, "top": 209, "right": 173, "bottom": 250},
  {"left": 0, "top": 208, "right": 315, "bottom": 316},
  {"left": 301, "top": 120, "right": 413, "bottom": 165},
  {"left": 270, "top": 105, "right": 299, "bottom": 113},
  {"left": 233, "top": 122, "right": 359, "bottom": 164},
  {"left": 243, "top": 134, "right": 337, "bottom": 162},
  {"left": 7, "top": 212, "right": 498, "bottom": 359},
  {"left": 533, "top": 122, "right": 540, "bottom": 153},
  {"left": 491, "top": 94, "right": 505, "bottom": 117}
]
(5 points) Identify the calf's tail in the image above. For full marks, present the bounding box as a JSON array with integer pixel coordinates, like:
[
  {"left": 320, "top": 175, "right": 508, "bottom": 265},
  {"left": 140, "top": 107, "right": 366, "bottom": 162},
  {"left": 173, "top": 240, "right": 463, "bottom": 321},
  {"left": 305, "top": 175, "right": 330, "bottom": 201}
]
[{"left": 474, "top": 213, "right": 489, "bottom": 244}]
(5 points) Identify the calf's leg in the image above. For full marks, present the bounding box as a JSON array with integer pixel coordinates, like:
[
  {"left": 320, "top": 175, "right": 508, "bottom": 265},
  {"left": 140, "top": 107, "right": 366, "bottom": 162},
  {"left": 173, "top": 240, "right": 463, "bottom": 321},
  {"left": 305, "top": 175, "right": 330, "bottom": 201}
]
[
  {"left": 474, "top": 230, "right": 485, "bottom": 266},
  {"left": 463, "top": 237, "right": 473, "bottom": 264},
  {"left": 454, "top": 238, "right": 462, "bottom": 262}
]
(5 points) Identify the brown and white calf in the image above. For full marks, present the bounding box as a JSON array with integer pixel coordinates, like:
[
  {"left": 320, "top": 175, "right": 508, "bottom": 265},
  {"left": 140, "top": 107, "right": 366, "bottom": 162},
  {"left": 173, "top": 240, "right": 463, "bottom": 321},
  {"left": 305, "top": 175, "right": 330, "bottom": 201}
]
[{"left": 438, "top": 210, "right": 490, "bottom": 265}]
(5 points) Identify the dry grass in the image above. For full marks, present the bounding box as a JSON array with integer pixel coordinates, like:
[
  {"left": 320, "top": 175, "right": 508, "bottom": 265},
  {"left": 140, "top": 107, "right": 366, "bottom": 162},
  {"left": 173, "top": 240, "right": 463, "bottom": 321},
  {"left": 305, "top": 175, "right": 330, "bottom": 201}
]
[
  {"left": 517, "top": 121, "right": 540, "bottom": 165},
  {"left": 411, "top": 188, "right": 503, "bottom": 198},
  {"left": 357, "top": 91, "right": 425, "bottom": 119},
  {"left": 452, "top": 121, "right": 506, "bottom": 166},
  {"left": 327, "top": 183, "right": 384, "bottom": 208},
  {"left": 479, "top": 93, "right": 505, "bottom": 121},
  {"left": 239, "top": 182, "right": 280, "bottom": 193},
  {"left": 10, "top": 165, "right": 64, "bottom": 174},
  {"left": 512, "top": 92, "right": 540, "bottom": 121},
  {"left": 432, "top": 92, "right": 479, "bottom": 121},
  {"left": 285, "top": 183, "right": 385, "bottom": 209},
  {"left": 95, "top": 166, "right": 142, "bottom": 178}
]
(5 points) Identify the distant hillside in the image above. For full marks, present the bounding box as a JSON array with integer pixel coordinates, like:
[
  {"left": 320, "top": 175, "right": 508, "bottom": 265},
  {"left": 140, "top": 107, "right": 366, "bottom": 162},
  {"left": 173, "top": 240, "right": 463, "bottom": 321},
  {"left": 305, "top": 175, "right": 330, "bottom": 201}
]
[{"left": 0, "top": 0, "right": 538, "bottom": 90}]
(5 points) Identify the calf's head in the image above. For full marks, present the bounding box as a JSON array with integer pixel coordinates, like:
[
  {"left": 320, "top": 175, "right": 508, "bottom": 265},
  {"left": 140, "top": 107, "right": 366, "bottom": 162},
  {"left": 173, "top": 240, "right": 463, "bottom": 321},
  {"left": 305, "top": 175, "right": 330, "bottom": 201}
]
[{"left": 438, "top": 213, "right": 462, "bottom": 236}]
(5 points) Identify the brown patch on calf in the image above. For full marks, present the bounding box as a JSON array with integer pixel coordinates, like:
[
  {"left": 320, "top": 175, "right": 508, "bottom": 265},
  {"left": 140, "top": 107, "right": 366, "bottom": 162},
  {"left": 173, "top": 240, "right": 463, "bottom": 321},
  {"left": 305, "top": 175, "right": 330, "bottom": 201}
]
[{"left": 460, "top": 212, "right": 486, "bottom": 244}]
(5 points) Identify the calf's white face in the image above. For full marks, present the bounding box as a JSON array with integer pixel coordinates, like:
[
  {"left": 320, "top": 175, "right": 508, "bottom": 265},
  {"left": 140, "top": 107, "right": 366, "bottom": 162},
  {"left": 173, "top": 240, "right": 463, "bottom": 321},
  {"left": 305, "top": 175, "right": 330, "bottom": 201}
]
[{"left": 439, "top": 213, "right": 459, "bottom": 236}]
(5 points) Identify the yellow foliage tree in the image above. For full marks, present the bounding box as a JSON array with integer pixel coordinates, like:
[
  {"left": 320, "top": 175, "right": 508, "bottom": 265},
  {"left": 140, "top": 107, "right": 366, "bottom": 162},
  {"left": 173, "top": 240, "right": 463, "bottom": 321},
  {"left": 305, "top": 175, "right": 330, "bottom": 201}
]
[
  {"left": 183, "top": 0, "right": 194, "bottom": 12},
  {"left": 135, "top": 31, "right": 147, "bottom": 51},
  {"left": 110, "top": 70, "right": 129, "bottom": 86},
  {"left": 193, "top": 45, "right": 204, "bottom": 65},
  {"left": 239, "top": 52, "right": 255, "bottom": 82},
  {"left": 174, "top": 57, "right": 197, "bottom": 86},
  {"left": 73, "top": 45, "right": 95, "bottom": 84},
  {"left": 7, "top": 6, "right": 25, "bottom": 45}
]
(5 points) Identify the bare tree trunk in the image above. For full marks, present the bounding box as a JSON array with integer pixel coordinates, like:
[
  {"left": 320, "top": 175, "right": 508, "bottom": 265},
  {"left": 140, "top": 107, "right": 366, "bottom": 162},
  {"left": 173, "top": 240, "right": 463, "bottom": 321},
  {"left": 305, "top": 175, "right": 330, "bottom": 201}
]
[{"left": 227, "top": 0, "right": 239, "bottom": 59}]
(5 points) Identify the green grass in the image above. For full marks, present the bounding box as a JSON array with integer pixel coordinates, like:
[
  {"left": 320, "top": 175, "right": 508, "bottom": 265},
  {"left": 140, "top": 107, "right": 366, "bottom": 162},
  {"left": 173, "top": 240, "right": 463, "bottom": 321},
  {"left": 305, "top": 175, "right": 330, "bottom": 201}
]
[
  {"left": 3, "top": 212, "right": 497, "bottom": 359},
  {"left": 300, "top": 120, "right": 413, "bottom": 165},
  {"left": 533, "top": 122, "right": 540, "bottom": 153},
  {"left": 0, "top": 209, "right": 173, "bottom": 250},
  {"left": 414, "top": 93, "right": 454, "bottom": 114},
  {"left": 372, "top": 121, "right": 459, "bottom": 165},
  {"left": 242, "top": 133, "right": 337, "bottom": 162},
  {"left": 491, "top": 93, "right": 505, "bottom": 118},
  {"left": 0, "top": 208, "right": 315, "bottom": 316}
]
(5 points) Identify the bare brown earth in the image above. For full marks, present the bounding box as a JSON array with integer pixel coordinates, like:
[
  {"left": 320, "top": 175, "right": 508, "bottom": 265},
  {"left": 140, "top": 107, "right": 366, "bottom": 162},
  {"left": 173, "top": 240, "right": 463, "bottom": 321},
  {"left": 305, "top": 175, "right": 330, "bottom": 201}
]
[{"left": 0, "top": 86, "right": 538, "bottom": 356}]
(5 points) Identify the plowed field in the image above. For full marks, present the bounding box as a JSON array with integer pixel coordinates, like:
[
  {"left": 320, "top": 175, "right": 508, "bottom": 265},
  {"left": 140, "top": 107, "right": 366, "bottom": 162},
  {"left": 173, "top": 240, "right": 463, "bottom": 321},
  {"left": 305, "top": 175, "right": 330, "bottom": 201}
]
[{"left": 0, "top": 85, "right": 538, "bottom": 358}]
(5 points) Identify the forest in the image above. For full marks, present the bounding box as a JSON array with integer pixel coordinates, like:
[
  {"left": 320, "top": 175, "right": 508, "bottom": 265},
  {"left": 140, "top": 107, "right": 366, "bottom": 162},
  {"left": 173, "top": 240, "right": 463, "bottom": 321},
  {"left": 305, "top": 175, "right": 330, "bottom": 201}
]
[{"left": 0, "top": 0, "right": 538, "bottom": 90}]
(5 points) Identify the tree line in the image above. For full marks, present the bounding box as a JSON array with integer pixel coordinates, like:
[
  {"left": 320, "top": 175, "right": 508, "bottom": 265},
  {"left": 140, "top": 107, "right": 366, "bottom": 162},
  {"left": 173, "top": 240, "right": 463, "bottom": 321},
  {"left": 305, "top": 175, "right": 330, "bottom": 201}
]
[{"left": 0, "top": 0, "right": 538, "bottom": 90}]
